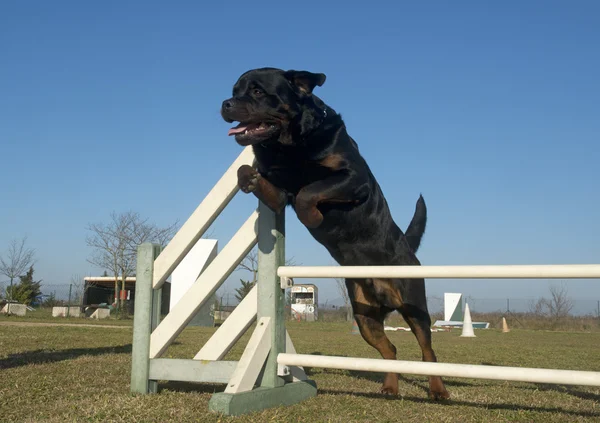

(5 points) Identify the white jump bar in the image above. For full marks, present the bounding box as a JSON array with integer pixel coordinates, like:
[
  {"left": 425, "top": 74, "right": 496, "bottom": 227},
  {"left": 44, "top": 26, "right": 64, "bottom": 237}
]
[
  {"left": 277, "top": 264, "right": 600, "bottom": 279},
  {"left": 277, "top": 353, "right": 600, "bottom": 387}
]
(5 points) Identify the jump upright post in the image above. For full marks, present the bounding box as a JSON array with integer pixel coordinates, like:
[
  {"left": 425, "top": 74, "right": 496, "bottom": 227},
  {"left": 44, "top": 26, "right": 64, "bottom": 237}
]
[{"left": 131, "top": 147, "right": 600, "bottom": 417}]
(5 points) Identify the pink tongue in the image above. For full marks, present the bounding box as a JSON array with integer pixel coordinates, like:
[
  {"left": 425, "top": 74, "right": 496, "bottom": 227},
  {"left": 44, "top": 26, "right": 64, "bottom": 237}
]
[{"left": 228, "top": 124, "right": 248, "bottom": 136}]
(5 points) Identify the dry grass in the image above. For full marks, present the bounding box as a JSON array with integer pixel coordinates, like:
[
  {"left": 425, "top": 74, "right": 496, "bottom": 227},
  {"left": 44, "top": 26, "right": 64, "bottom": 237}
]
[
  {"left": 0, "top": 319, "right": 599, "bottom": 422},
  {"left": 2, "top": 307, "right": 133, "bottom": 326}
]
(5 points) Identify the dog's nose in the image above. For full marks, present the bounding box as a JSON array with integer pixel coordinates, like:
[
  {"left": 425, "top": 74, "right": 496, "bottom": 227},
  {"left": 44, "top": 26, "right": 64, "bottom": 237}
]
[{"left": 222, "top": 99, "right": 234, "bottom": 110}]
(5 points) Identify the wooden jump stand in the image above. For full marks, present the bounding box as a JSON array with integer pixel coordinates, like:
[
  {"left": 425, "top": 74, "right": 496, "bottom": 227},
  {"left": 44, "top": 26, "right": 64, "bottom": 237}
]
[{"left": 130, "top": 202, "right": 316, "bottom": 416}]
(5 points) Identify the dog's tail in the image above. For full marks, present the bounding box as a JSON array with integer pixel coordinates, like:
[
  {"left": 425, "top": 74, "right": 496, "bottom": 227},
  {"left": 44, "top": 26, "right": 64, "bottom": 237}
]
[{"left": 405, "top": 194, "right": 427, "bottom": 253}]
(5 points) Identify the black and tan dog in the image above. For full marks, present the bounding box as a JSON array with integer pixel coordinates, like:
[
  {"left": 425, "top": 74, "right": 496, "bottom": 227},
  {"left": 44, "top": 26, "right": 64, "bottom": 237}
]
[{"left": 221, "top": 67, "right": 449, "bottom": 400}]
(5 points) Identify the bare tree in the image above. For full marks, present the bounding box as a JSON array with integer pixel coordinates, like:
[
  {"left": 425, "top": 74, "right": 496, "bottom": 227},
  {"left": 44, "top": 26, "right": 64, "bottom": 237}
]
[
  {"left": 0, "top": 237, "right": 36, "bottom": 304},
  {"left": 86, "top": 211, "right": 178, "bottom": 315},
  {"left": 335, "top": 277, "right": 353, "bottom": 321},
  {"left": 528, "top": 282, "right": 574, "bottom": 319},
  {"left": 236, "top": 247, "right": 297, "bottom": 286},
  {"left": 237, "top": 249, "right": 260, "bottom": 285},
  {"left": 547, "top": 283, "right": 574, "bottom": 318},
  {"left": 236, "top": 247, "right": 297, "bottom": 315},
  {"left": 528, "top": 297, "right": 547, "bottom": 316}
]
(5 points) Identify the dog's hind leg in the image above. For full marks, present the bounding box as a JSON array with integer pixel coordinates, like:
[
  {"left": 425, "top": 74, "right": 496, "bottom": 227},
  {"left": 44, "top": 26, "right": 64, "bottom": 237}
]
[
  {"left": 346, "top": 278, "right": 399, "bottom": 395},
  {"left": 398, "top": 302, "right": 450, "bottom": 400}
]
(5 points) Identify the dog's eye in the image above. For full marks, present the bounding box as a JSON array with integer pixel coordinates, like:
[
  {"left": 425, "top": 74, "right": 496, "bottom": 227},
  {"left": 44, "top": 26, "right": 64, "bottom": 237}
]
[{"left": 253, "top": 88, "right": 264, "bottom": 96}]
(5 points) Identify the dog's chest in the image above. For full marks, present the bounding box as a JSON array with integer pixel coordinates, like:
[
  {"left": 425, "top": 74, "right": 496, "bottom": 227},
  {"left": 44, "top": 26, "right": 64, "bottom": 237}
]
[
  {"left": 257, "top": 152, "right": 332, "bottom": 195},
  {"left": 266, "top": 161, "right": 331, "bottom": 194}
]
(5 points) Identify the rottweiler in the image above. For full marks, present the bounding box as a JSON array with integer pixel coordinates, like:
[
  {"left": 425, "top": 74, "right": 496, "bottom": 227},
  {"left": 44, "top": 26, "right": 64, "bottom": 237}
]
[{"left": 221, "top": 67, "right": 449, "bottom": 400}]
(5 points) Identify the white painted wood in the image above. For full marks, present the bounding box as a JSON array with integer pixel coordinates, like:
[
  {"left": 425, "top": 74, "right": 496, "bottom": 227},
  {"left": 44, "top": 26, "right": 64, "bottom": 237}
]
[
  {"left": 444, "top": 293, "right": 463, "bottom": 321},
  {"left": 153, "top": 146, "right": 255, "bottom": 289},
  {"left": 149, "top": 359, "right": 237, "bottom": 384},
  {"left": 170, "top": 239, "right": 218, "bottom": 327},
  {"left": 149, "top": 211, "right": 258, "bottom": 358},
  {"left": 170, "top": 239, "right": 218, "bottom": 308},
  {"left": 278, "top": 264, "right": 600, "bottom": 279},
  {"left": 285, "top": 331, "right": 307, "bottom": 382},
  {"left": 278, "top": 354, "right": 600, "bottom": 387},
  {"left": 194, "top": 286, "right": 258, "bottom": 361},
  {"left": 225, "top": 317, "right": 272, "bottom": 394},
  {"left": 193, "top": 286, "right": 306, "bottom": 383}
]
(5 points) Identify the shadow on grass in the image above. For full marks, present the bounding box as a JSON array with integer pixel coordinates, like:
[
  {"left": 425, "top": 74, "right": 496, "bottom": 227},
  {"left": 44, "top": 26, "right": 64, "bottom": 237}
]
[
  {"left": 479, "top": 361, "right": 600, "bottom": 402},
  {"left": 154, "top": 377, "right": 600, "bottom": 419},
  {"left": 158, "top": 381, "right": 227, "bottom": 394},
  {"left": 303, "top": 351, "right": 600, "bottom": 406},
  {"left": 529, "top": 383, "right": 600, "bottom": 402},
  {"left": 302, "top": 352, "right": 499, "bottom": 390},
  {"left": 318, "top": 389, "right": 600, "bottom": 418},
  {"left": 0, "top": 344, "right": 132, "bottom": 370}
]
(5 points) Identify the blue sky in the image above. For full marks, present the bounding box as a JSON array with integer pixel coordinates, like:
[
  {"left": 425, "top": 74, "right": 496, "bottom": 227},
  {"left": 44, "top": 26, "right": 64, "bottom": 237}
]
[{"left": 1, "top": 1, "right": 599, "bottom": 308}]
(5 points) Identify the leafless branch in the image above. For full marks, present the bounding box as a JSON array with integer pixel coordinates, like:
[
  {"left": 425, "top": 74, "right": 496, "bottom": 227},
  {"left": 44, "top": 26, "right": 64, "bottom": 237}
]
[
  {"left": 335, "top": 278, "right": 349, "bottom": 307},
  {"left": 85, "top": 211, "right": 179, "bottom": 313},
  {"left": 237, "top": 249, "right": 258, "bottom": 275},
  {"left": 0, "top": 236, "right": 36, "bottom": 283},
  {"left": 548, "top": 283, "right": 574, "bottom": 318},
  {"left": 528, "top": 282, "right": 574, "bottom": 319},
  {"left": 237, "top": 247, "right": 298, "bottom": 285}
]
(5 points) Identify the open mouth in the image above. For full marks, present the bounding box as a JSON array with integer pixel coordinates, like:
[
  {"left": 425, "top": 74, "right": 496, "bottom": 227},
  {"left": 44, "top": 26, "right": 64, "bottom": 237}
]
[{"left": 228, "top": 122, "right": 280, "bottom": 146}]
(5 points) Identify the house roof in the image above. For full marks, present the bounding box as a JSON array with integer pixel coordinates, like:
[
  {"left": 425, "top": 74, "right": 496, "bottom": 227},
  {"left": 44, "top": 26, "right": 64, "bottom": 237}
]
[{"left": 84, "top": 277, "right": 136, "bottom": 282}]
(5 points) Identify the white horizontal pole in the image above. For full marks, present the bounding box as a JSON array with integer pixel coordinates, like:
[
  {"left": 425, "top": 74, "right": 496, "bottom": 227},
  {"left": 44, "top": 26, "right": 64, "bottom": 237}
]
[
  {"left": 153, "top": 146, "right": 255, "bottom": 289},
  {"left": 277, "top": 264, "right": 600, "bottom": 279},
  {"left": 277, "top": 353, "right": 600, "bottom": 387}
]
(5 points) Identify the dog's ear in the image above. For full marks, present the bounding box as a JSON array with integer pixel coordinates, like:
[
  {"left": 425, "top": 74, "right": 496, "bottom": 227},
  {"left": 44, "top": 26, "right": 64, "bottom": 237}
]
[{"left": 284, "top": 70, "right": 326, "bottom": 95}]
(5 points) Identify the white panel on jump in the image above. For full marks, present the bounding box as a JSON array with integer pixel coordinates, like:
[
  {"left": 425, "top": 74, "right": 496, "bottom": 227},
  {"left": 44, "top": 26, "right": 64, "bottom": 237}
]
[
  {"left": 149, "top": 211, "right": 258, "bottom": 359},
  {"left": 444, "top": 293, "right": 463, "bottom": 322},
  {"left": 194, "top": 285, "right": 258, "bottom": 361},
  {"left": 170, "top": 239, "right": 218, "bottom": 327},
  {"left": 224, "top": 317, "right": 272, "bottom": 394},
  {"left": 194, "top": 285, "right": 307, "bottom": 382}
]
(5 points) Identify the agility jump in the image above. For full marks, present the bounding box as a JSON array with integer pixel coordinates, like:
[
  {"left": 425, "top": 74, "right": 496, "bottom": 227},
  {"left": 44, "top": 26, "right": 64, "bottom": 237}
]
[{"left": 131, "top": 68, "right": 600, "bottom": 416}]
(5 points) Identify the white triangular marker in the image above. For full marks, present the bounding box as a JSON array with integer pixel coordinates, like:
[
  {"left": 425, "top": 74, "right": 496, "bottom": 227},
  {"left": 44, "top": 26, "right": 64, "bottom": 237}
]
[{"left": 460, "top": 303, "right": 476, "bottom": 337}]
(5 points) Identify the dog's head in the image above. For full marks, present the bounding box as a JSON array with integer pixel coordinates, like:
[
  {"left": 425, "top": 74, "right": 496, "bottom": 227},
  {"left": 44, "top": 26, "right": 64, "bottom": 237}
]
[{"left": 221, "top": 67, "right": 327, "bottom": 146}]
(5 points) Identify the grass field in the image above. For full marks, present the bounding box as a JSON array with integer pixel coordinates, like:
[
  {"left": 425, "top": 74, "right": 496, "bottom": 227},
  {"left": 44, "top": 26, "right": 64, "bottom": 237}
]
[{"left": 1, "top": 318, "right": 599, "bottom": 423}]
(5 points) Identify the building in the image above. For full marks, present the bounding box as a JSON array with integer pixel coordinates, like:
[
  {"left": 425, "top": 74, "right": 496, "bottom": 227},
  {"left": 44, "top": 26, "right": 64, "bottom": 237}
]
[
  {"left": 290, "top": 284, "right": 319, "bottom": 321},
  {"left": 82, "top": 276, "right": 171, "bottom": 315}
]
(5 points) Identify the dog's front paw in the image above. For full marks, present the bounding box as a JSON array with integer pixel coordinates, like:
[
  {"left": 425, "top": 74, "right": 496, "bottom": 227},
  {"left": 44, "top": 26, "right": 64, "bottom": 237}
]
[
  {"left": 428, "top": 377, "right": 450, "bottom": 401},
  {"left": 237, "top": 165, "right": 260, "bottom": 193},
  {"left": 379, "top": 373, "right": 399, "bottom": 396},
  {"left": 429, "top": 388, "right": 450, "bottom": 401}
]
